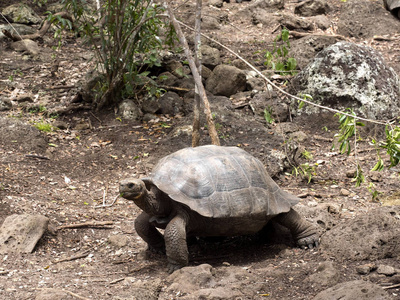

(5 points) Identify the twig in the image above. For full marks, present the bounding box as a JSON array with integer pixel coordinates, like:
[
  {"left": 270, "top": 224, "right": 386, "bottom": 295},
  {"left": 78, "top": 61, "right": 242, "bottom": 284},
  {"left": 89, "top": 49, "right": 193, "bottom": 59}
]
[
  {"left": 109, "top": 277, "right": 125, "bottom": 284},
  {"left": 47, "top": 85, "right": 76, "bottom": 90},
  {"left": 56, "top": 220, "right": 114, "bottom": 230},
  {"left": 25, "top": 154, "right": 50, "bottom": 160},
  {"left": 94, "top": 194, "right": 120, "bottom": 209},
  {"left": 52, "top": 250, "right": 90, "bottom": 264},
  {"left": 382, "top": 283, "right": 400, "bottom": 290},
  {"left": 290, "top": 31, "right": 347, "bottom": 40}
]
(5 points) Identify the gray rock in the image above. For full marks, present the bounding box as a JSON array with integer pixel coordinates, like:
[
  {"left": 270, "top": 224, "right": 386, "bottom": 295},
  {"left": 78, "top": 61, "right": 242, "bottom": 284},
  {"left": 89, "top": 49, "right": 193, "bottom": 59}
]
[
  {"left": 313, "top": 280, "right": 392, "bottom": 300},
  {"left": 294, "top": 0, "right": 330, "bottom": 17},
  {"left": 309, "top": 15, "right": 331, "bottom": 30},
  {"left": 206, "top": 65, "right": 246, "bottom": 97},
  {"left": 118, "top": 99, "right": 142, "bottom": 120},
  {"left": 0, "top": 96, "right": 12, "bottom": 111},
  {"left": 156, "top": 71, "right": 179, "bottom": 86},
  {"left": 377, "top": 265, "right": 397, "bottom": 276},
  {"left": 0, "top": 117, "right": 48, "bottom": 154},
  {"left": 289, "top": 35, "right": 339, "bottom": 69},
  {"left": 338, "top": 0, "right": 400, "bottom": 39},
  {"left": 0, "top": 214, "right": 49, "bottom": 254},
  {"left": 166, "top": 264, "right": 215, "bottom": 294},
  {"left": 279, "top": 13, "right": 314, "bottom": 31},
  {"left": 11, "top": 39, "right": 40, "bottom": 55},
  {"left": 0, "top": 24, "right": 36, "bottom": 40},
  {"left": 141, "top": 96, "right": 161, "bottom": 114},
  {"left": 113, "top": 278, "right": 161, "bottom": 300},
  {"left": 305, "top": 261, "right": 340, "bottom": 287},
  {"left": 356, "top": 263, "right": 376, "bottom": 275},
  {"left": 291, "top": 41, "right": 400, "bottom": 120},
  {"left": 2, "top": 4, "right": 42, "bottom": 24},
  {"left": 200, "top": 45, "right": 221, "bottom": 70},
  {"left": 321, "top": 207, "right": 400, "bottom": 261},
  {"left": 108, "top": 234, "right": 129, "bottom": 247},
  {"left": 159, "top": 91, "right": 184, "bottom": 116}
]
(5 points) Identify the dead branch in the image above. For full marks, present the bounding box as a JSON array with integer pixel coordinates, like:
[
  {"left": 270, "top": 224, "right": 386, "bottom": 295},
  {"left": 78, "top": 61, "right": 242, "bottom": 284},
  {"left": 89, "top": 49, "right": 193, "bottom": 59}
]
[
  {"left": 94, "top": 194, "right": 120, "bottom": 209},
  {"left": 289, "top": 31, "right": 347, "bottom": 40},
  {"left": 165, "top": 1, "right": 220, "bottom": 146},
  {"left": 25, "top": 154, "right": 50, "bottom": 160},
  {"left": 56, "top": 220, "right": 114, "bottom": 231},
  {"left": 192, "top": 0, "right": 202, "bottom": 147},
  {"left": 382, "top": 283, "right": 400, "bottom": 289},
  {"left": 52, "top": 250, "right": 91, "bottom": 264},
  {"left": 3, "top": 12, "right": 73, "bottom": 41},
  {"left": 109, "top": 278, "right": 125, "bottom": 284}
]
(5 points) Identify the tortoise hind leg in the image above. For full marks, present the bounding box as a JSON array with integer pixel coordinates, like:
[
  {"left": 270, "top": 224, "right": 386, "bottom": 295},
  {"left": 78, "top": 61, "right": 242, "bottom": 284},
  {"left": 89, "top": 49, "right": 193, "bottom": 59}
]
[
  {"left": 273, "top": 208, "right": 319, "bottom": 249},
  {"left": 135, "top": 212, "right": 165, "bottom": 253}
]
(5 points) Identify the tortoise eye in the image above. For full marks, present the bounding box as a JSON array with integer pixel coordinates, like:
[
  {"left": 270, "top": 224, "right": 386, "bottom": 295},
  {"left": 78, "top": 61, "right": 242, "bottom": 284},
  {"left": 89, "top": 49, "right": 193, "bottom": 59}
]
[{"left": 127, "top": 183, "right": 134, "bottom": 189}]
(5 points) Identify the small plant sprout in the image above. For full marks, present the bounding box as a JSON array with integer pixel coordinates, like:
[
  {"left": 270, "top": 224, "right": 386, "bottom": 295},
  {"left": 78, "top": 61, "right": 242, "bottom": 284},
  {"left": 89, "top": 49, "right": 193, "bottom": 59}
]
[
  {"left": 263, "top": 107, "right": 275, "bottom": 124},
  {"left": 301, "top": 150, "right": 313, "bottom": 160}
]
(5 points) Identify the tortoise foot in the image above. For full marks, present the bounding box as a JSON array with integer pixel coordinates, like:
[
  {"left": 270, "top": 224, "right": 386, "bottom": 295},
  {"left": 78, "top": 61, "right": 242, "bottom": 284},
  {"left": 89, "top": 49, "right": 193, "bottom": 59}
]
[
  {"left": 297, "top": 233, "right": 319, "bottom": 249},
  {"left": 167, "top": 262, "right": 184, "bottom": 274}
]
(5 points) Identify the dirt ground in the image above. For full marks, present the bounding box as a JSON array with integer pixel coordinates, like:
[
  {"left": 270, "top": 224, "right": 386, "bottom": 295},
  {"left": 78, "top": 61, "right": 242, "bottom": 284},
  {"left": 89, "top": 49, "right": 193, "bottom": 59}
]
[{"left": 1, "top": 0, "right": 400, "bottom": 299}]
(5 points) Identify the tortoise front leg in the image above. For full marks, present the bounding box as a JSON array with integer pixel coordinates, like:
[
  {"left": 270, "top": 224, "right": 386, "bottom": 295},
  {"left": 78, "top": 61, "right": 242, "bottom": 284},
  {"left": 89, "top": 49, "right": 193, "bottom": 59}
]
[
  {"left": 135, "top": 212, "right": 165, "bottom": 253},
  {"left": 274, "top": 208, "right": 319, "bottom": 249},
  {"left": 164, "top": 214, "right": 189, "bottom": 273}
]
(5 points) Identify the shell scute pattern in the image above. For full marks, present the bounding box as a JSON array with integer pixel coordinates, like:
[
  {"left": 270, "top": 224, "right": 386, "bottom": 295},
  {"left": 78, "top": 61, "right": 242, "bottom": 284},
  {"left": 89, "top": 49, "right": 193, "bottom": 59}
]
[{"left": 151, "top": 145, "right": 298, "bottom": 218}]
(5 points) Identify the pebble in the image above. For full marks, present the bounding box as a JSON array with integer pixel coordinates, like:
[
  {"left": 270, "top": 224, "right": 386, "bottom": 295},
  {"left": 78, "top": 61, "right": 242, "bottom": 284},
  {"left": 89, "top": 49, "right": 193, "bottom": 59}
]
[
  {"left": 340, "top": 188, "right": 350, "bottom": 196},
  {"left": 356, "top": 263, "right": 376, "bottom": 275},
  {"left": 377, "top": 265, "right": 396, "bottom": 276}
]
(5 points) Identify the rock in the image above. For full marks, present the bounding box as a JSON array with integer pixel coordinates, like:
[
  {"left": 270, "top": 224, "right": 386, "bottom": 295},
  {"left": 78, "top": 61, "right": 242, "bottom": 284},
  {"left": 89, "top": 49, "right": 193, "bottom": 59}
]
[
  {"left": 338, "top": 0, "right": 400, "bottom": 39},
  {"left": 0, "top": 214, "right": 49, "bottom": 254},
  {"left": 108, "top": 235, "right": 129, "bottom": 247},
  {"left": 164, "top": 60, "right": 188, "bottom": 79},
  {"left": 159, "top": 91, "right": 184, "bottom": 116},
  {"left": 0, "top": 117, "right": 48, "bottom": 154},
  {"left": 291, "top": 41, "right": 400, "bottom": 120},
  {"left": 247, "top": 77, "right": 265, "bottom": 92},
  {"left": 309, "top": 15, "right": 331, "bottom": 30},
  {"left": 249, "top": 91, "right": 289, "bottom": 122},
  {"left": 166, "top": 264, "right": 215, "bottom": 294},
  {"left": 294, "top": 0, "right": 330, "bottom": 17},
  {"left": 237, "top": 0, "right": 284, "bottom": 17},
  {"left": 11, "top": 39, "right": 40, "bottom": 56},
  {"left": 356, "top": 263, "right": 376, "bottom": 275},
  {"left": 321, "top": 207, "right": 400, "bottom": 261},
  {"left": 209, "top": 0, "right": 224, "bottom": 8},
  {"left": 35, "top": 288, "right": 71, "bottom": 300},
  {"left": 377, "top": 265, "right": 397, "bottom": 276},
  {"left": 113, "top": 278, "right": 161, "bottom": 300},
  {"left": 289, "top": 35, "right": 340, "bottom": 69},
  {"left": 0, "top": 96, "right": 12, "bottom": 111},
  {"left": 201, "top": 45, "right": 221, "bottom": 70},
  {"left": 141, "top": 96, "right": 161, "bottom": 114},
  {"left": 0, "top": 24, "right": 36, "bottom": 40},
  {"left": 206, "top": 65, "right": 246, "bottom": 97},
  {"left": 53, "top": 120, "right": 68, "bottom": 130},
  {"left": 118, "top": 99, "right": 142, "bottom": 120},
  {"left": 312, "top": 280, "right": 392, "bottom": 300},
  {"left": 305, "top": 261, "right": 340, "bottom": 287},
  {"left": 340, "top": 188, "right": 350, "bottom": 196},
  {"left": 156, "top": 71, "right": 179, "bottom": 86},
  {"left": 279, "top": 13, "right": 314, "bottom": 31},
  {"left": 2, "top": 4, "right": 42, "bottom": 24}
]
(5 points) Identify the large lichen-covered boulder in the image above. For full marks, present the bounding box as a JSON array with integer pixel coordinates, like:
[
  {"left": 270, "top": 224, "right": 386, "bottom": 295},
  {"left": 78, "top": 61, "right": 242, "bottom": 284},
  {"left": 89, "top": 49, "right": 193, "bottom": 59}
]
[
  {"left": 2, "top": 4, "right": 41, "bottom": 25},
  {"left": 291, "top": 41, "right": 400, "bottom": 120}
]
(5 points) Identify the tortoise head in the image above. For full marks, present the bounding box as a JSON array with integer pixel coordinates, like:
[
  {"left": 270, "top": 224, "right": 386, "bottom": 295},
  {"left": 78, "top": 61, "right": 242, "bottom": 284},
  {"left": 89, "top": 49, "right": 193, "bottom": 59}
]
[
  {"left": 119, "top": 178, "right": 166, "bottom": 216},
  {"left": 119, "top": 178, "right": 147, "bottom": 201}
]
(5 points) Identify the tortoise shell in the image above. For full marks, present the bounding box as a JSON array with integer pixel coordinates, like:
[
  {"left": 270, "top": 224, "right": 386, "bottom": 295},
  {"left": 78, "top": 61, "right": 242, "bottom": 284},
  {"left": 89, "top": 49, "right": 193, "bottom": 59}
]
[{"left": 150, "top": 145, "right": 299, "bottom": 218}]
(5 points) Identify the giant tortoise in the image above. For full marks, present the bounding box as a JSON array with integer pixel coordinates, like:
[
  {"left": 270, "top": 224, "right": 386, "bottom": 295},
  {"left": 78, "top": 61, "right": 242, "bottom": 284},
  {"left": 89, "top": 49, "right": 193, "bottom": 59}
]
[{"left": 120, "top": 145, "right": 319, "bottom": 273}]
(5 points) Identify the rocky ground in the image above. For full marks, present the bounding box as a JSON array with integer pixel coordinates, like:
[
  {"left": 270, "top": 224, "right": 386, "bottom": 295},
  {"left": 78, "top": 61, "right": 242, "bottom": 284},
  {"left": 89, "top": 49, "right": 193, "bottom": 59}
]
[{"left": 1, "top": 0, "right": 400, "bottom": 299}]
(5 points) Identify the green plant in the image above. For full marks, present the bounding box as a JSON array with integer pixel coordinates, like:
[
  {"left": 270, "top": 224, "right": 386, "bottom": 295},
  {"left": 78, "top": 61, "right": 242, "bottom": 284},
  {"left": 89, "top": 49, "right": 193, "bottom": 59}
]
[
  {"left": 301, "top": 150, "right": 313, "bottom": 160},
  {"left": 292, "top": 163, "right": 316, "bottom": 184},
  {"left": 28, "top": 105, "right": 47, "bottom": 114},
  {"left": 261, "top": 28, "right": 297, "bottom": 75},
  {"left": 263, "top": 107, "right": 275, "bottom": 124},
  {"left": 61, "top": 0, "right": 174, "bottom": 110},
  {"left": 34, "top": 121, "right": 54, "bottom": 132}
]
